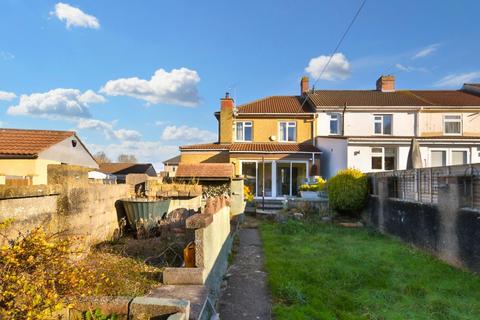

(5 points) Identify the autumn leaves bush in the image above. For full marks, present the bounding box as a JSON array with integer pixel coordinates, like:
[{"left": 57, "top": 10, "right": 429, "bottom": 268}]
[
  {"left": 0, "top": 220, "right": 109, "bottom": 320},
  {"left": 0, "top": 218, "right": 163, "bottom": 319}
]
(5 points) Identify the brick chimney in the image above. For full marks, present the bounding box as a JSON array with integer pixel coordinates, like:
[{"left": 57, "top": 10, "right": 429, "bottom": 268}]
[
  {"left": 219, "top": 92, "right": 234, "bottom": 143},
  {"left": 376, "top": 75, "right": 395, "bottom": 92},
  {"left": 301, "top": 76, "right": 309, "bottom": 95}
]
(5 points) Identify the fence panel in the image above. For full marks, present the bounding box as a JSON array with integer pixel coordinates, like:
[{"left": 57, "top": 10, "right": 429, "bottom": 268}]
[{"left": 369, "top": 164, "right": 480, "bottom": 209}]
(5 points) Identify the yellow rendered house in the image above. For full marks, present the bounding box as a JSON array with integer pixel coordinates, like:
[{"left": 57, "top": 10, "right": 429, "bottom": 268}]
[{"left": 179, "top": 77, "right": 321, "bottom": 199}]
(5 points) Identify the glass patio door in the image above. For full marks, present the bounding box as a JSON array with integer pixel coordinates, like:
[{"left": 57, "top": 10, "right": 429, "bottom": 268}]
[
  {"left": 276, "top": 162, "right": 307, "bottom": 197},
  {"left": 258, "top": 162, "right": 272, "bottom": 197},
  {"left": 276, "top": 163, "right": 291, "bottom": 197}
]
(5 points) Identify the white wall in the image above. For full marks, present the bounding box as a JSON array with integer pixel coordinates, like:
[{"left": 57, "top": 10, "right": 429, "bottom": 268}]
[
  {"left": 344, "top": 112, "right": 415, "bottom": 136},
  {"left": 347, "top": 145, "right": 412, "bottom": 173},
  {"left": 316, "top": 137, "right": 348, "bottom": 178},
  {"left": 316, "top": 111, "right": 416, "bottom": 137},
  {"left": 39, "top": 135, "right": 98, "bottom": 169}
]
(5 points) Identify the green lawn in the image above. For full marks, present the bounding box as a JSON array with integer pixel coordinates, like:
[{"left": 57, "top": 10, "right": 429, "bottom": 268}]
[{"left": 260, "top": 220, "right": 480, "bottom": 320}]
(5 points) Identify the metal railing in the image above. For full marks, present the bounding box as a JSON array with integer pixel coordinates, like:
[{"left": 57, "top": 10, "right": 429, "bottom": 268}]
[{"left": 368, "top": 164, "right": 480, "bottom": 209}]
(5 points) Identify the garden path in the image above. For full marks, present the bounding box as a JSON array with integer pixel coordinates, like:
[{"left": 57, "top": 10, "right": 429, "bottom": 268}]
[{"left": 217, "top": 220, "right": 272, "bottom": 319}]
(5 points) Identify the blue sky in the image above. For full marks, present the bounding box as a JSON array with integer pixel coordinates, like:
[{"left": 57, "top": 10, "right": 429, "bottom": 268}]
[{"left": 0, "top": 0, "right": 479, "bottom": 168}]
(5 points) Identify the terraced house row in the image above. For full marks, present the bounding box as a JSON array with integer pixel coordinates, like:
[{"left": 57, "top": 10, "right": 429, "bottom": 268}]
[{"left": 179, "top": 75, "right": 480, "bottom": 199}]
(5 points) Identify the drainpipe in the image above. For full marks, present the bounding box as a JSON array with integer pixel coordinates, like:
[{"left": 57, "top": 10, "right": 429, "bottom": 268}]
[
  {"left": 342, "top": 102, "right": 347, "bottom": 135},
  {"left": 312, "top": 152, "right": 315, "bottom": 178}
]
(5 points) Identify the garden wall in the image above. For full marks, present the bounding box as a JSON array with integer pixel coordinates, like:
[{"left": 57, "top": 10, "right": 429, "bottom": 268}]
[
  {"left": 0, "top": 165, "right": 129, "bottom": 246},
  {"left": 163, "top": 197, "right": 232, "bottom": 286},
  {"left": 364, "top": 175, "right": 480, "bottom": 273}
]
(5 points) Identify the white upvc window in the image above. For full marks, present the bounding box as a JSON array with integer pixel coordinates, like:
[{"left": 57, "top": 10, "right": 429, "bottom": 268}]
[
  {"left": 279, "top": 121, "right": 296, "bottom": 142},
  {"left": 235, "top": 121, "right": 252, "bottom": 142},
  {"left": 329, "top": 113, "right": 341, "bottom": 135},
  {"left": 430, "top": 149, "right": 447, "bottom": 167},
  {"left": 429, "top": 148, "right": 470, "bottom": 167},
  {"left": 374, "top": 114, "right": 393, "bottom": 135},
  {"left": 371, "top": 147, "right": 396, "bottom": 171},
  {"left": 443, "top": 115, "right": 462, "bottom": 135}
]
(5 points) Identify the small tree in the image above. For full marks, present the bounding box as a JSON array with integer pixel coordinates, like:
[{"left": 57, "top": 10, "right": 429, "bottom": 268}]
[
  {"left": 327, "top": 168, "right": 368, "bottom": 216},
  {"left": 117, "top": 154, "right": 137, "bottom": 163},
  {"left": 94, "top": 151, "right": 111, "bottom": 164}
]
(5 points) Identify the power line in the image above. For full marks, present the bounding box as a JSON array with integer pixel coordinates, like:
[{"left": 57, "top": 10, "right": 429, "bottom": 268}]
[{"left": 301, "top": 0, "right": 367, "bottom": 107}]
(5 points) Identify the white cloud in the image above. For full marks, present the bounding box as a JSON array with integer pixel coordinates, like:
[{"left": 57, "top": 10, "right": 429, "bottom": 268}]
[
  {"left": 100, "top": 68, "right": 201, "bottom": 106},
  {"left": 412, "top": 44, "right": 440, "bottom": 59},
  {"left": 0, "top": 51, "right": 14, "bottom": 61},
  {"left": 113, "top": 129, "right": 142, "bottom": 141},
  {"left": 52, "top": 2, "right": 100, "bottom": 29},
  {"left": 433, "top": 71, "right": 480, "bottom": 88},
  {"left": 77, "top": 118, "right": 141, "bottom": 141},
  {"left": 395, "top": 64, "right": 428, "bottom": 73},
  {"left": 77, "top": 118, "right": 113, "bottom": 135},
  {"left": 88, "top": 141, "right": 179, "bottom": 170},
  {"left": 395, "top": 63, "right": 413, "bottom": 72},
  {"left": 161, "top": 125, "right": 216, "bottom": 142},
  {"left": 305, "top": 53, "right": 351, "bottom": 81},
  {"left": 0, "top": 91, "right": 16, "bottom": 101},
  {"left": 7, "top": 88, "right": 106, "bottom": 120}
]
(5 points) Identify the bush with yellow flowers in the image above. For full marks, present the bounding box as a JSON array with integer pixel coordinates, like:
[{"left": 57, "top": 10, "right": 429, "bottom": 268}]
[
  {"left": 243, "top": 185, "right": 254, "bottom": 202},
  {"left": 0, "top": 219, "right": 103, "bottom": 320}
]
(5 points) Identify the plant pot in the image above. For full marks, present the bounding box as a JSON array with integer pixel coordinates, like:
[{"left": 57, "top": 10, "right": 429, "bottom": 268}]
[{"left": 300, "top": 191, "right": 319, "bottom": 199}]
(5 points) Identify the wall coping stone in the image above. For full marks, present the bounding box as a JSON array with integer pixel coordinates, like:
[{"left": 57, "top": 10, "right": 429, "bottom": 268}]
[
  {"left": 0, "top": 184, "right": 61, "bottom": 199},
  {"left": 186, "top": 214, "right": 213, "bottom": 229},
  {"left": 130, "top": 296, "right": 190, "bottom": 320}
]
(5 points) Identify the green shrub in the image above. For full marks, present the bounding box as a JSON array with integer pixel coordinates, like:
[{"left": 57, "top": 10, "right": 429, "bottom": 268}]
[{"left": 327, "top": 168, "right": 368, "bottom": 215}]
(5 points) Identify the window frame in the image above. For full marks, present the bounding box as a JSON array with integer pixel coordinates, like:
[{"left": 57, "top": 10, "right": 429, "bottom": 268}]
[
  {"left": 329, "top": 113, "right": 341, "bottom": 135},
  {"left": 373, "top": 114, "right": 393, "bottom": 135},
  {"left": 443, "top": 114, "right": 462, "bottom": 136},
  {"left": 235, "top": 121, "right": 253, "bottom": 142},
  {"left": 370, "top": 146, "right": 397, "bottom": 171},
  {"left": 278, "top": 121, "right": 297, "bottom": 142},
  {"left": 429, "top": 148, "right": 448, "bottom": 167}
]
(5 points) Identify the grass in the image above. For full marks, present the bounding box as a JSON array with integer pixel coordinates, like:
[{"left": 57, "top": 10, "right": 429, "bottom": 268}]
[{"left": 260, "top": 219, "right": 480, "bottom": 320}]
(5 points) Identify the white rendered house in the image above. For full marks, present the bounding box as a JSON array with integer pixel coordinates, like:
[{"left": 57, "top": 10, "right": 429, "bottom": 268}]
[{"left": 311, "top": 76, "right": 480, "bottom": 178}]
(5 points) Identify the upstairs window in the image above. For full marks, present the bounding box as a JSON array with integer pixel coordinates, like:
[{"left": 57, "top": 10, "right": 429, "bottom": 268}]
[
  {"left": 279, "top": 122, "right": 296, "bottom": 142},
  {"left": 374, "top": 114, "right": 392, "bottom": 135},
  {"left": 235, "top": 121, "right": 252, "bottom": 141},
  {"left": 444, "top": 115, "right": 462, "bottom": 135},
  {"left": 329, "top": 113, "right": 341, "bottom": 135}
]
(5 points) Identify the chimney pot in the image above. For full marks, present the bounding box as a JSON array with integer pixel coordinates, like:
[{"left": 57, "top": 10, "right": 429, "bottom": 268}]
[
  {"left": 225, "top": 92, "right": 230, "bottom": 99},
  {"left": 301, "top": 76, "right": 309, "bottom": 95},
  {"left": 376, "top": 75, "right": 395, "bottom": 92}
]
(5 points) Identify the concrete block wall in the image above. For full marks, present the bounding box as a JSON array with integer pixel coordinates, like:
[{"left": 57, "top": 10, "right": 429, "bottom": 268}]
[{"left": 364, "top": 176, "right": 480, "bottom": 273}]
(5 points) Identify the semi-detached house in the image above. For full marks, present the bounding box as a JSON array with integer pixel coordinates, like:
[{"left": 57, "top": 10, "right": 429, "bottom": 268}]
[
  {"left": 179, "top": 92, "right": 321, "bottom": 199},
  {"left": 179, "top": 75, "right": 480, "bottom": 197}
]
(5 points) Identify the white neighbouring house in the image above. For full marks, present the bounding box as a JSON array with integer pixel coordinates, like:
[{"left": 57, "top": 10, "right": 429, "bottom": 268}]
[{"left": 312, "top": 76, "right": 480, "bottom": 178}]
